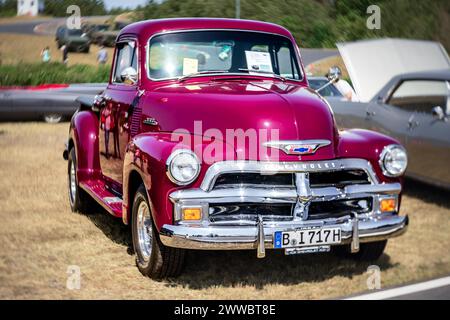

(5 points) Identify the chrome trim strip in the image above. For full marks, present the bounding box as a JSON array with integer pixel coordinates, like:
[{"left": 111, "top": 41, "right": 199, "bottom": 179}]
[
  {"left": 199, "top": 158, "right": 380, "bottom": 192},
  {"left": 169, "top": 182, "right": 401, "bottom": 204}
]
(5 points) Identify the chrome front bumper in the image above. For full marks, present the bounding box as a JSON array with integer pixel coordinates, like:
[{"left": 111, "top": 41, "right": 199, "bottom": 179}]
[
  {"left": 160, "top": 213, "right": 408, "bottom": 256},
  {"left": 160, "top": 159, "right": 408, "bottom": 257}
]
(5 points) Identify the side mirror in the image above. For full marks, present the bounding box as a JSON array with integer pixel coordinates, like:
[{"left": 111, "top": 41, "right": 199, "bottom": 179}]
[
  {"left": 120, "top": 67, "right": 138, "bottom": 85},
  {"left": 316, "top": 74, "right": 339, "bottom": 94},
  {"left": 432, "top": 106, "right": 446, "bottom": 121}
]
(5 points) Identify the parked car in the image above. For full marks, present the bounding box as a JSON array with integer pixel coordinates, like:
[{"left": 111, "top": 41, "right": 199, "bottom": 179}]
[
  {"left": 90, "top": 22, "right": 130, "bottom": 47},
  {"left": 64, "top": 18, "right": 409, "bottom": 279},
  {"left": 55, "top": 26, "right": 90, "bottom": 53},
  {"left": 308, "top": 76, "right": 344, "bottom": 100},
  {"left": 81, "top": 23, "right": 110, "bottom": 43},
  {"left": 328, "top": 38, "right": 450, "bottom": 189},
  {"left": 0, "top": 83, "right": 106, "bottom": 123}
]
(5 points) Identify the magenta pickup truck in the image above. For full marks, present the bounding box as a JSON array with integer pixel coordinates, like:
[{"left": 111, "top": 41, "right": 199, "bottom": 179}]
[{"left": 64, "top": 18, "right": 408, "bottom": 279}]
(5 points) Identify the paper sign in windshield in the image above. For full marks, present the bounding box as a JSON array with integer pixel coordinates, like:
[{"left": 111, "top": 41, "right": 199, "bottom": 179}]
[
  {"left": 183, "top": 58, "right": 198, "bottom": 76},
  {"left": 245, "top": 51, "right": 273, "bottom": 73}
]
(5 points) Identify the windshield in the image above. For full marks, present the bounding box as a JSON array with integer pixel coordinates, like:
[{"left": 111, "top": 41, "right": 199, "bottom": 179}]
[
  {"left": 68, "top": 29, "right": 83, "bottom": 36},
  {"left": 148, "top": 30, "right": 302, "bottom": 81}
]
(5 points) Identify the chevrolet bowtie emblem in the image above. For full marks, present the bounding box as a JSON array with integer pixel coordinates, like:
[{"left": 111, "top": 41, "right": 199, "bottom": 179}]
[{"left": 263, "top": 140, "right": 331, "bottom": 155}]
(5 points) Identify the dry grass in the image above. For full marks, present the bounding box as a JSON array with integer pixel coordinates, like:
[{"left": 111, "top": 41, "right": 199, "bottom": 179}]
[
  {"left": 305, "top": 55, "right": 349, "bottom": 79},
  {"left": 0, "top": 33, "right": 114, "bottom": 67},
  {"left": 0, "top": 122, "right": 449, "bottom": 300}
]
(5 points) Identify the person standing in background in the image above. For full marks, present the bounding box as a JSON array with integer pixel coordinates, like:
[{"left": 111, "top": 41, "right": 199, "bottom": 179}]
[
  {"left": 326, "top": 66, "right": 359, "bottom": 102},
  {"left": 40, "top": 47, "right": 51, "bottom": 63},
  {"left": 97, "top": 45, "right": 108, "bottom": 65},
  {"left": 60, "top": 45, "right": 69, "bottom": 65}
]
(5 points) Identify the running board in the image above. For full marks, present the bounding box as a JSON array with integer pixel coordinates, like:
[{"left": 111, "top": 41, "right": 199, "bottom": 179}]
[{"left": 79, "top": 179, "right": 123, "bottom": 217}]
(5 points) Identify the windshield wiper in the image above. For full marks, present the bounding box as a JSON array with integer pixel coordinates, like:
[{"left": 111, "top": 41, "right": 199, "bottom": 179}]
[
  {"left": 238, "top": 68, "right": 286, "bottom": 82},
  {"left": 178, "top": 70, "right": 229, "bottom": 82}
]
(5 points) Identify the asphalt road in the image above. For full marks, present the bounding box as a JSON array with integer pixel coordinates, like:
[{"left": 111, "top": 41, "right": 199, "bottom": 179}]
[
  {"left": 0, "top": 18, "right": 57, "bottom": 35},
  {"left": 346, "top": 276, "right": 450, "bottom": 300}
]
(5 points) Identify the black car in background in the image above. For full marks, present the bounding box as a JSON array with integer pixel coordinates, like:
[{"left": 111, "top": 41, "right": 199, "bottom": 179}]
[
  {"left": 0, "top": 83, "right": 106, "bottom": 123},
  {"left": 55, "top": 26, "right": 90, "bottom": 53}
]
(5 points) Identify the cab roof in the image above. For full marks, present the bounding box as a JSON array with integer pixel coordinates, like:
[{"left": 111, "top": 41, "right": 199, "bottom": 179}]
[{"left": 119, "top": 18, "right": 294, "bottom": 41}]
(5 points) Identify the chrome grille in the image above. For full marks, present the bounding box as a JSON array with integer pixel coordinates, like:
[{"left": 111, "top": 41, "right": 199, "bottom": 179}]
[
  {"left": 212, "top": 170, "right": 370, "bottom": 190},
  {"left": 169, "top": 159, "right": 401, "bottom": 225}
]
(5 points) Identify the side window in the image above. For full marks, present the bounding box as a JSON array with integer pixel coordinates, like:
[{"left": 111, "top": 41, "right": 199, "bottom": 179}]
[
  {"left": 113, "top": 41, "right": 138, "bottom": 84},
  {"left": 389, "top": 80, "right": 448, "bottom": 113},
  {"left": 250, "top": 44, "right": 300, "bottom": 80},
  {"left": 277, "top": 46, "right": 300, "bottom": 80}
]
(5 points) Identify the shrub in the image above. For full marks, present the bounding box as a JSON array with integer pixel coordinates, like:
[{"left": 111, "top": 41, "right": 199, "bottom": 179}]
[{"left": 0, "top": 63, "right": 110, "bottom": 86}]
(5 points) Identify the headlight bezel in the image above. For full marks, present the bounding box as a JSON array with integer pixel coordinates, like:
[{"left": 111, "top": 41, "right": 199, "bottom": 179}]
[
  {"left": 378, "top": 144, "right": 408, "bottom": 178},
  {"left": 166, "top": 149, "right": 201, "bottom": 186}
]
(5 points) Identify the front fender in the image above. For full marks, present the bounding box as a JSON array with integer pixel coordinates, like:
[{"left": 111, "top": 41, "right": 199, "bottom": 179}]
[
  {"left": 69, "top": 110, "right": 101, "bottom": 182},
  {"left": 123, "top": 132, "right": 235, "bottom": 230},
  {"left": 337, "top": 128, "right": 403, "bottom": 184}
]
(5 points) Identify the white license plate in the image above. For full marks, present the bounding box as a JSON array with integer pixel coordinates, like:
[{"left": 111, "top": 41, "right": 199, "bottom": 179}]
[{"left": 274, "top": 227, "right": 341, "bottom": 249}]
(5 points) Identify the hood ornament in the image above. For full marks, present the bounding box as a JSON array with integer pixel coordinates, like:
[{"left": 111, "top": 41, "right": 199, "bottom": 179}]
[{"left": 264, "top": 139, "right": 331, "bottom": 155}]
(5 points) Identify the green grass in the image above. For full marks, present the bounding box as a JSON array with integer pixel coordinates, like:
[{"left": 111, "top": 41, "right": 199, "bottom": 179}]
[{"left": 0, "top": 63, "right": 110, "bottom": 86}]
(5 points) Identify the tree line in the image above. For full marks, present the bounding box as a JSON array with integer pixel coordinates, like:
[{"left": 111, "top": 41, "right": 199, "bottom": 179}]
[
  {"left": 1, "top": 0, "right": 449, "bottom": 50},
  {"left": 141, "top": 0, "right": 450, "bottom": 50}
]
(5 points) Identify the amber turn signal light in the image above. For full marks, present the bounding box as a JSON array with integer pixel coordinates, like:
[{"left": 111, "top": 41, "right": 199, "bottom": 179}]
[
  {"left": 380, "top": 198, "right": 396, "bottom": 212},
  {"left": 182, "top": 207, "right": 202, "bottom": 220}
]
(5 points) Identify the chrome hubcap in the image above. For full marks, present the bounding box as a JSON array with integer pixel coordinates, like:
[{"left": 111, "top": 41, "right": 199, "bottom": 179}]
[
  {"left": 44, "top": 114, "right": 62, "bottom": 123},
  {"left": 137, "top": 201, "right": 153, "bottom": 262},
  {"left": 69, "top": 161, "right": 76, "bottom": 204}
]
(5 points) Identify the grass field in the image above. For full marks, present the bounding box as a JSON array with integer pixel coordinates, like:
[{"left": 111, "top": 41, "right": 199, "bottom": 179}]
[
  {"left": 0, "top": 122, "right": 449, "bottom": 299},
  {"left": 0, "top": 33, "right": 114, "bottom": 67}
]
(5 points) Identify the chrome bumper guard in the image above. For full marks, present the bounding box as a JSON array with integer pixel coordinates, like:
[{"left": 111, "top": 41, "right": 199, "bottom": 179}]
[
  {"left": 160, "top": 214, "right": 408, "bottom": 256},
  {"left": 160, "top": 159, "right": 409, "bottom": 257}
]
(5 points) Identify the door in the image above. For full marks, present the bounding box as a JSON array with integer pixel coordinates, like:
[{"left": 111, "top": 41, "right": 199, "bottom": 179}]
[
  {"left": 330, "top": 99, "right": 372, "bottom": 130},
  {"left": 99, "top": 40, "right": 140, "bottom": 192},
  {"left": 364, "top": 99, "right": 411, "bottom": 147},
  {"left": 0, "top": 91, "right": 12, "bottom": 121},
  {"left": 388, "top": 79, "right": 450, "bottom": 186}
]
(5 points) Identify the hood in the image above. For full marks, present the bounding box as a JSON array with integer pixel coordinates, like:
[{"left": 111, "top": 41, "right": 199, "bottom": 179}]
[
  {"left": 337, "top": 38, "right": 450, "bottom": 102},
  {"left": 140, "top": 80, "right": 338, "bottom": 161}
]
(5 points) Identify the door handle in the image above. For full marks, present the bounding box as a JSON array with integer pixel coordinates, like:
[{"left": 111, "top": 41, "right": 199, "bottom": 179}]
[
  {"left": 366, "top": 110, "right": 375, "bottom": 117},
  {"left": 407, "top": 119, "right": 419, "bottom": 129}
]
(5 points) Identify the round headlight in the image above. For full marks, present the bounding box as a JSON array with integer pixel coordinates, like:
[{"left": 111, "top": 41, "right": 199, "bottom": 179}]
[
  {"left": 166, "top": 149, "right": 201, "bottom": 185},
  {"left": 379, "top": 145, "right": 408, "bottom": 177}
]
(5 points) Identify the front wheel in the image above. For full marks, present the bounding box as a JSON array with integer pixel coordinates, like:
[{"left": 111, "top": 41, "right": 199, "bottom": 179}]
[
  {"left": 132, "top": 185, "right": 185, "bottom": 279},
  {"left": 44, "top": 113, "right": 63, "bottom": 123},
  {"left": 334, "top": 240, "right": 387, "bottom": 261},
  {"left": 67, "top": 148, "right": 93, "bottom": 214}
]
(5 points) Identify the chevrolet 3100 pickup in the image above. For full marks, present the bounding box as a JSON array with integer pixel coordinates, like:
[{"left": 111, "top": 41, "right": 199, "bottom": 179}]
[{"left": 64, "top": 18, "right": 409, "bottom": 279}]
